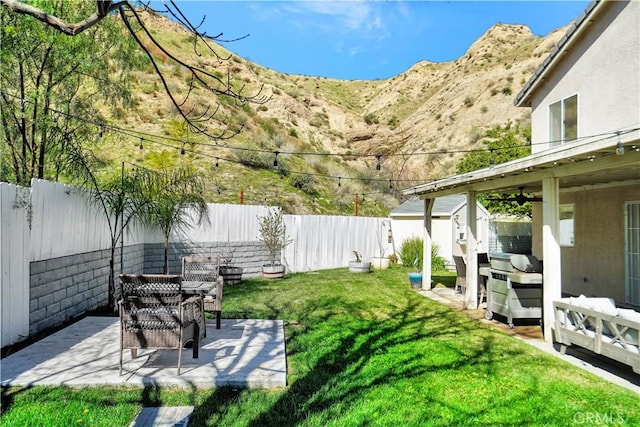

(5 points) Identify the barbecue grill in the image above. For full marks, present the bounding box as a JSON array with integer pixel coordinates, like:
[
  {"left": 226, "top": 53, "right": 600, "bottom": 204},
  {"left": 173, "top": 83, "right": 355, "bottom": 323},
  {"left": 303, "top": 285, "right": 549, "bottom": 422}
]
[{"left": 485, "top": 252, "right": 542, "bottom": 328}]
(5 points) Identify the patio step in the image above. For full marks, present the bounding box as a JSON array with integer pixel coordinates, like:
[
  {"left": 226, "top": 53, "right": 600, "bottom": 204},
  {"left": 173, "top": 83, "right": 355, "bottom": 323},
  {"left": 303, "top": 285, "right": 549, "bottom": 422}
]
[{"left": 130, "top": 406, "right": 193, "bottom": 427}]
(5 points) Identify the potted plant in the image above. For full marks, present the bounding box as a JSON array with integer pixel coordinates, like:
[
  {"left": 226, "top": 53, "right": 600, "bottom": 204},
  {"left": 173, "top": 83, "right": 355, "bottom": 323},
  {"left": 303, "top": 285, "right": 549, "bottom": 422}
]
[
  {"left": 349, "top": 251, "right": 371, "bottom": 273},
  {"left": 371, "top": 220, "right": 391, "bottom": 270},
  {"left": 408, "top": 255, "right": 423, "bottom": 290},
  {"left": 218, "top": 249, "right": 243, "bottom": 285},
  {"left": 257, "top": 208, "right": 292, "bottom": 279}
]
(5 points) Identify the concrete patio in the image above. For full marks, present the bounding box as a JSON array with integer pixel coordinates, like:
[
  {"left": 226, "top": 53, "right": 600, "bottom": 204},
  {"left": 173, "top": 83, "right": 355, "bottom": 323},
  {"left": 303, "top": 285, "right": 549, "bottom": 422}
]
[{"left": 1, "top": 316, "right": 286, "bottom": 389}]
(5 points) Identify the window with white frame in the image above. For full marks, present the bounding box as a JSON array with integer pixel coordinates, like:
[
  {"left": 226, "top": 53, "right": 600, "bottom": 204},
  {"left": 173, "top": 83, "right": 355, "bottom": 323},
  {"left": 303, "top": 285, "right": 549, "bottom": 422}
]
[
  {"left": 625, "top": 202, "right": 640, "bottom": 306},
  {"left": 559, "top": 204, "right": 574, "bottom": 247},
  {"left": 549, "top": 94, "right": 578, "bottom": 146}
]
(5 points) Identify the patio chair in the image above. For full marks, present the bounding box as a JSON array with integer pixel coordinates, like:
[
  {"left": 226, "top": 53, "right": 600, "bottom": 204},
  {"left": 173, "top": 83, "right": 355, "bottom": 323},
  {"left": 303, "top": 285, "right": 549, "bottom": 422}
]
[
  {"left": 477, "top": 253, "right": 490, "bottom": 306},
  {"left": 182, "top": 256, "right": 224, "bottom": 329},
  {"left": 118, "top": 274, "right": 204, "bottom": 376},
  {"left": 453, "top": 255, "right": 466, "bottom": 294}
]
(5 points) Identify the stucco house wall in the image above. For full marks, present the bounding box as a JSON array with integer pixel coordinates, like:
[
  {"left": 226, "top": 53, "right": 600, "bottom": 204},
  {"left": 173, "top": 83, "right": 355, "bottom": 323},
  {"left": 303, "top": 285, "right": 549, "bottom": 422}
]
[
  {"left": 529, "top": 0, "right": 640, "bottom": 151},
  {"left": 532, "top": 185, "right": 640, "bottom": 303}
]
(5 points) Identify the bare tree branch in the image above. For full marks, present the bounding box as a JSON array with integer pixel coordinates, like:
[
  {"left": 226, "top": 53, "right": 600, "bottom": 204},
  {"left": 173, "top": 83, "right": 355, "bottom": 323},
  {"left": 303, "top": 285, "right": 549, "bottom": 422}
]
[
  {"left": 2, "top": 0, "right": 270, "bottom": 142},
  {"left": 0, "top": 0, "right": 126, "bottom": 35}
]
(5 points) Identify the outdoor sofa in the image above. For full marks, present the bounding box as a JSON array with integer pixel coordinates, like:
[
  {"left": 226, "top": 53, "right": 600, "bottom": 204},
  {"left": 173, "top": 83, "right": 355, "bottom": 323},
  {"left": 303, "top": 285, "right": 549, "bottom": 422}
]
[{"left": 553, "top": 296, "right": 640, "bottom": 374}]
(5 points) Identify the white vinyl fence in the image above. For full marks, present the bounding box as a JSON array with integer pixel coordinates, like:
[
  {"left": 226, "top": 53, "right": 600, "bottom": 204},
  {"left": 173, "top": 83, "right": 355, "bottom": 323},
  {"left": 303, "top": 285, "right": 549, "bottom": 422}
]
[
  {"left": 1, "top": 183, "right": 30, "bottom": 345},
  {"left": 1, "top": 179, "right": 386, "bottom": 347}
]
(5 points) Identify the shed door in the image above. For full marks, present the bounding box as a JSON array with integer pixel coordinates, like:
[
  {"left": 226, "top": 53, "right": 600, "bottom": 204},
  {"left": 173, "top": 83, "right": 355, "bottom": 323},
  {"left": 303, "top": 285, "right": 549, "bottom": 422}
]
[{"left": 626, "top": 202, "right": 640, "bottom": 306}]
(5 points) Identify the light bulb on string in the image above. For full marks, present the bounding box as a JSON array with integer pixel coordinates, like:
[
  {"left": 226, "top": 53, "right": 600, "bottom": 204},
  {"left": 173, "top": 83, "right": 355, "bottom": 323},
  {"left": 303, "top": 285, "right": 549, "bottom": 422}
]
[
  {"left": 375, "top": 155, "right": 382, "bottom": 171},
  {"left": 489, "top": 149, "right": 495, "bottom": 168},
  {"left": 338, "top": 177, "right": 342, "bottom": 187},
  {"left": 273, "top": 151, "right": 279, "bottom": 168},
  {"left": 615, "top": 131, "right": 624, "bottom": 155},
  {"left": 139, "top": 138, "right": 144, "bottom": 150}
]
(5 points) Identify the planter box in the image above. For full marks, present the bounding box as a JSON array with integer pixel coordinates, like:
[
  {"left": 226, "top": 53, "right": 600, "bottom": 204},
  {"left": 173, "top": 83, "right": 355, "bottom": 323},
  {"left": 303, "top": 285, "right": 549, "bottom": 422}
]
[
  {"left": 349, "top": 261, "right": 371, "bottom": 273},
  {"left": 408, "top": 272, "right": 423, "bottom": 289},
  {"left": 371, "top": 257, "right": 390, "bottom": 270},
  {"left": 262, "top": 264, "right": 285, "bottom": 280},
  {"left": 220, "top": 266, "right": 243, "bottom": 285}
]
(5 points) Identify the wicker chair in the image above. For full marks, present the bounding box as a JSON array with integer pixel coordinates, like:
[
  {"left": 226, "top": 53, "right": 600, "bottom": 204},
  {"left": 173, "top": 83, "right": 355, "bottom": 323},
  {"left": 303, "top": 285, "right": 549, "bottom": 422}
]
[
  {"left": 453, "top": 255, "right": 466, "bottom": 294},
  {"left": 477, "top": 253, "right": 490, "bottom": 306},
  {"left": 118, "top": 274, "right": 204, "bottom": 376},
  {"left": 181, "top": 256, "right": 224, "bottom": 329}
]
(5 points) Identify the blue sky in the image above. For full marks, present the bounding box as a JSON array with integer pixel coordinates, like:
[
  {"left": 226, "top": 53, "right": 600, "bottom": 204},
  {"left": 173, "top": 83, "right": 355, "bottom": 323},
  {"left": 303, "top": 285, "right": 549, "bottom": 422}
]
[{"left": 163, "top": 1, "right": 591, "bottom": 80}]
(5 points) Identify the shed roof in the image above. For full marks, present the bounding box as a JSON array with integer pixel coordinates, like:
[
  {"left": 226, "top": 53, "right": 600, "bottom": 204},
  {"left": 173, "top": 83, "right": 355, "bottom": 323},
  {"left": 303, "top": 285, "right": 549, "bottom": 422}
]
[{"left": 391, "top": 194, "right": 467, "bottom": 217}]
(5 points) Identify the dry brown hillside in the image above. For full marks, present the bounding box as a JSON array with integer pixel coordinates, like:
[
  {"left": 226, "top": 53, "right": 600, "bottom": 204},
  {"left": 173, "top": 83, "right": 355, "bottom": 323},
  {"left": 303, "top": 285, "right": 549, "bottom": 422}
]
[{"left": 105, "top": 11, "right": 570, "bottom": 215}]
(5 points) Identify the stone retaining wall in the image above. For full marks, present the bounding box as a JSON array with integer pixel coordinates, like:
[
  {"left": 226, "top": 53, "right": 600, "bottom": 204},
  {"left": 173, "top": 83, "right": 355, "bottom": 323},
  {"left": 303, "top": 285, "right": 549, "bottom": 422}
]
[
  {"left": 29, "top": 244, "right": 145, "bottom": 335},
  {"left": 143, "top": 241, "right": 270, "bottom": 277}
]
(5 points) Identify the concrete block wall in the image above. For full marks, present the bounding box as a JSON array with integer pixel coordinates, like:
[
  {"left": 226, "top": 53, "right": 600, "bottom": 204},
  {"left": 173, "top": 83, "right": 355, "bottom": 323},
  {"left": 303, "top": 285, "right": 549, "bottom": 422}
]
[
  {"left": 29, "top": 244, "right": 145, "bottom": 336},
  {"left": 26, "top": 241, "right": 266, "bottom": 340},
  {"left": 143, "top": 241, "right": 270, "bottom": 276}
]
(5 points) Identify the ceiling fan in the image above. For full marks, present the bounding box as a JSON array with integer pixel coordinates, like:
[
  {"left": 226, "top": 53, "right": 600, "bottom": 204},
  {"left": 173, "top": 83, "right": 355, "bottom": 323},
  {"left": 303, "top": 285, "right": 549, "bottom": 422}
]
[{"left": 487, "top": 187, "right": 543, "bottom": 205}]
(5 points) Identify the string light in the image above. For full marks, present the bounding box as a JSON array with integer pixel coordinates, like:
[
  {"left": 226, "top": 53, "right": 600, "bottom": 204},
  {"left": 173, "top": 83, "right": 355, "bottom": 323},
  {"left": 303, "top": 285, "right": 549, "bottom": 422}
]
[
  {"left": 139, "top": 138, "right": 144, "bottom": 150},
  {"left": 615, "top": 131, "right": 624, "bottom": 155},
  {"left": 6, "top": 92, "right": 637, "bottom": 161},
  {"left": 215, "top": 157, "right": 219, "bottom": 168},
  {"left": 8, "top": 94, "right": 638, "bottom": 199}
]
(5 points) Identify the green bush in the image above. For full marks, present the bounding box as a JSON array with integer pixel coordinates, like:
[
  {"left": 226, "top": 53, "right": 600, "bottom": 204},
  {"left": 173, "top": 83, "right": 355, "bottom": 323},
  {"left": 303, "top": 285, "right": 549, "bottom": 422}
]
[
  {"left": 398, "top": 237, "right": 446, "bottom": 271},
  {"left": 364, "top": 113, "right": 379, "bottom": 125}
]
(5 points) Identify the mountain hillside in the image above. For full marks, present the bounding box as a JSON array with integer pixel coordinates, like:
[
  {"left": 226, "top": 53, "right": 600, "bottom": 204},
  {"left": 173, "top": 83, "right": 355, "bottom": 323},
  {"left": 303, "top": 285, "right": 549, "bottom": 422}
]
[{"left": 100, "top": 11, "right": 570, "bottom": 215}]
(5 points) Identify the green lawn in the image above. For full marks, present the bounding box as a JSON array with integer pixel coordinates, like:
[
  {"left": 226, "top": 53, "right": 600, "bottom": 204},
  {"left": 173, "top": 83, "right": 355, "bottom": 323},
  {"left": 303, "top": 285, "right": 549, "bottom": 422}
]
[{"left": 2, "top": 267, "right": 638, "bottom": 426}]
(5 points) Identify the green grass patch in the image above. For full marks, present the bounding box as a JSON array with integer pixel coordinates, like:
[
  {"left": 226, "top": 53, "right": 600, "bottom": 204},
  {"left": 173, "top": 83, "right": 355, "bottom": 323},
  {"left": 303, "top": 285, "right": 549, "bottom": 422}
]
[{"left": 2, "top": 267, "right": 638, "bottom": 426}]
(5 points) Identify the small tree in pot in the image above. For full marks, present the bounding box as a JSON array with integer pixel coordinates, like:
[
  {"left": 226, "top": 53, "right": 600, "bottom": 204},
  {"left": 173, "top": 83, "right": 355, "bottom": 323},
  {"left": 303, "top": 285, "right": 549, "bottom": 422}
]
[
  {"left": 219, "top": 248, "right": 243, "bottom": 285},
  {"left": 257, "top": 208, "right": 292, "bottom": 279}
]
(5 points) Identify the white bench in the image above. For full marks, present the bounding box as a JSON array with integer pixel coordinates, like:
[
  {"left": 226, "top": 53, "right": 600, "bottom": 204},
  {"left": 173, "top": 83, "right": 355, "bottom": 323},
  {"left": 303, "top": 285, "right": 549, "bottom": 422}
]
[{"left": 553, "top": 297, "right": 640, "bottom": 374}]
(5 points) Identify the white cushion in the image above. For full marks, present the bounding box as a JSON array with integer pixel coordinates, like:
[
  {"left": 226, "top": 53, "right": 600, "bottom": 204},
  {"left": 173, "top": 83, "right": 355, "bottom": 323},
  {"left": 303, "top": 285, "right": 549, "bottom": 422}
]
[
  {"left": 616, "top": 309, "right": 640, "bottom": 347},
  {"left": 569, "top": 295, "right": 619, "bottom": 317},
  {"left": 617, "top": 308, "right": 640, "bottom": 324}
]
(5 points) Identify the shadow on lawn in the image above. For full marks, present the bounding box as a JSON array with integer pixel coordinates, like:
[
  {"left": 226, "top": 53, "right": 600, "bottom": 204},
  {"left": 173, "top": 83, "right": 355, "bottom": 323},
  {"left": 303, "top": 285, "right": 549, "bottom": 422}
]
[{"left": 189, "top": 283, "right": 518, "bottom": 425}]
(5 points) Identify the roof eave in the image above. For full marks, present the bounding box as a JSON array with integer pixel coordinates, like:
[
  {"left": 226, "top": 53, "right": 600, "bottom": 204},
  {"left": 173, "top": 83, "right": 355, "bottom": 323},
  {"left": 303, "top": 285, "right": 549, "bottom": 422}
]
[
  {"left": 403, "top": 128, "right": 639, "bottom": 197},
  {"left": 514, "top": 1, "right": 603, "bottom": 108}
]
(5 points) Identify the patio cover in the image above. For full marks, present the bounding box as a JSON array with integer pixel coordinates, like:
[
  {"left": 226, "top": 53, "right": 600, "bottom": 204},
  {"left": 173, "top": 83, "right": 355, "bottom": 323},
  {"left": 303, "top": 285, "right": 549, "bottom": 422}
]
[{"left": 402, "top": 127, "right": 640, "bottom": 341}]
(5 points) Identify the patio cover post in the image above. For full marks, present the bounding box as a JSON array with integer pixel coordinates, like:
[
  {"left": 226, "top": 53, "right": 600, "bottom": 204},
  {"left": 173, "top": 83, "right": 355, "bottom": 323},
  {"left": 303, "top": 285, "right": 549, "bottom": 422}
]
[
  {"left": 465, "top": 191, "right": 479, "bottom": 309},
  {"left": 542, "top": 177, "right": 561, "bottom": 342},
  {"left": 422, "top": 198, "right": 434, "bottom": 290}
]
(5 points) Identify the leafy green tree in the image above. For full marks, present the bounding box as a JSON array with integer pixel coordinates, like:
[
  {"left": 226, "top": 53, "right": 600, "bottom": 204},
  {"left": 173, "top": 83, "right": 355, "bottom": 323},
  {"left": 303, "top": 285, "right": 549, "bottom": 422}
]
[
  {"left": 0, "top": 0, "right": 138, "bottom": 185},
  {"left": 65, "top": 142, "right": 156, "bottom": 311},
  {"left": 456, "top": 121, "right": 533, "bottom": 217},
  {"left": 140, "top": 167, "right": 210, "bottom": 274}
]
